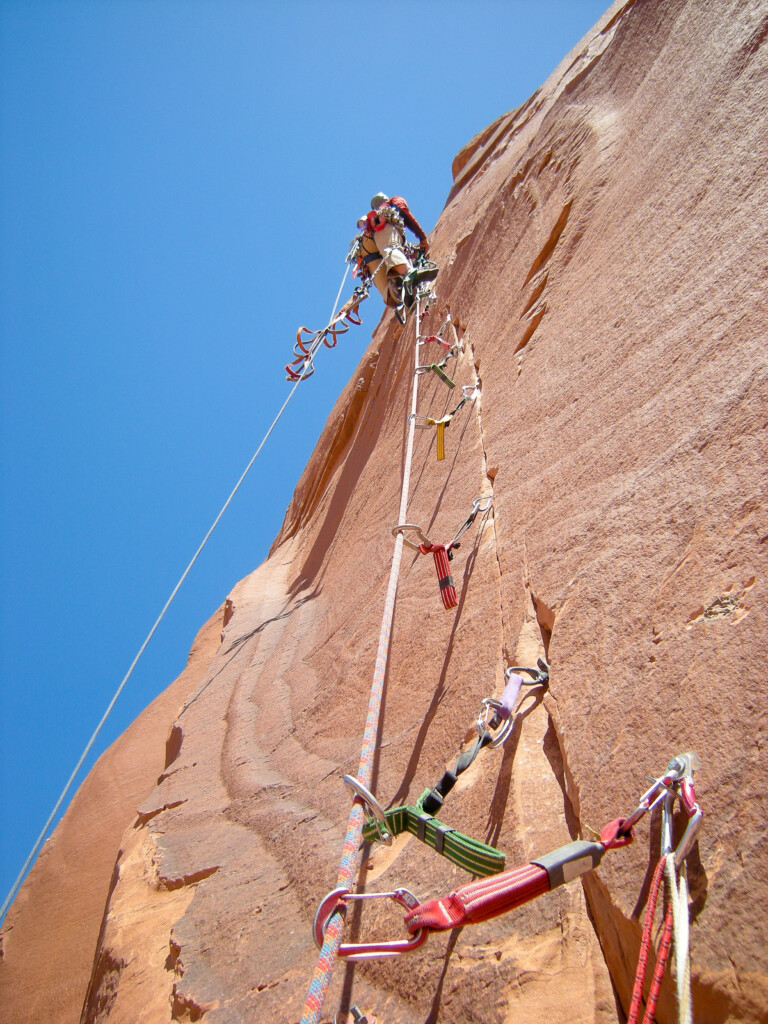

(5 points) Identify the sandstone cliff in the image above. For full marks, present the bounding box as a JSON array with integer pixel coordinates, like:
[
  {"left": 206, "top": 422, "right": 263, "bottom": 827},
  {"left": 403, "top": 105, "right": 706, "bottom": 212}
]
[{"left": 2, "top": 0, "right": 766, "bottom": 1021}]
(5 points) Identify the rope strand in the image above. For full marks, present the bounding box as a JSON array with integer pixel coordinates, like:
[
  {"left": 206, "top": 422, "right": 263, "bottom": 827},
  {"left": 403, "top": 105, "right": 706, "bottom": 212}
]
[
  {"left": 300, "top": 293, "right": 426, "bottom": 1024},
  {"left": 0, "top": 268, "right": 350, "bottom": 926}
]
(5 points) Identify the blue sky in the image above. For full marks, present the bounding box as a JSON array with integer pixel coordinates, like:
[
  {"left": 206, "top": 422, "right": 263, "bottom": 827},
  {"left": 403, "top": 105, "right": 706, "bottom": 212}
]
[{"left": 0, "top": 0, "right": 608, "bottom": 916}]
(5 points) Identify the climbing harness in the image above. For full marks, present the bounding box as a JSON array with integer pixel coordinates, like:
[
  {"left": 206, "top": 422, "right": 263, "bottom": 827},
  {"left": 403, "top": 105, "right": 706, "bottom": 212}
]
[
  {"left": 286, "top": 282, "right": 371, "bottom": 381},
  {"left": 392, "top": 496, "right": 493, "bottom": 610},
  {"left": 300, "top": 279, "right": 437, "bottom": 1024},
  {"left": 627, "top": 753, "right": 701, "bottom": 1024},
  {"left": 351, "top": 228, "right": 438, "bottom": 325},
  {"left": 412, "top": 385, "right": 478, "bottom": 461}
]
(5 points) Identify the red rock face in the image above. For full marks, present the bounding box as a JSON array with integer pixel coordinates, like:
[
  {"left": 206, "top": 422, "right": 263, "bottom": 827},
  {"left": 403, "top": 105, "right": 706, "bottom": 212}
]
[
  {"left": 3, "top": 0, "right": 767, "bottom": 1021},
  {"left": 0, "top": 606, "right": 226, "bottom": 1024}
]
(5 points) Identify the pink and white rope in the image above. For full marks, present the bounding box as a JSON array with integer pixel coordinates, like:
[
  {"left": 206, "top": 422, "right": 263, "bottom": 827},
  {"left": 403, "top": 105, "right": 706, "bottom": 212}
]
[{"left": 300, "top": 297, "right": 426, "bottom": 1024}]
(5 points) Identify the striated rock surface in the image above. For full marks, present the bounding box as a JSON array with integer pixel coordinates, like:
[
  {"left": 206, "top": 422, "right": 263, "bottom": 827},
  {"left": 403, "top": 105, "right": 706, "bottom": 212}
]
[
  {"left": 3, "top": 0, "right": 767, "bottom": 1021},
  {"left": 0, "top": 606, "right": 227, "bottom": 1024}
]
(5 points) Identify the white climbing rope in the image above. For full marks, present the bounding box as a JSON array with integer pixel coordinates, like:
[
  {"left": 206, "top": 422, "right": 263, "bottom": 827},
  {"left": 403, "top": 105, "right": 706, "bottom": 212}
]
[
  {"left": 300, "top": 289, "right": 428, "bottom": 1024},
  {"left": 665, "top": 851, "right": 693, "bottom": 1024},
  {"left": 0, "top": 267, "right": 351, "bottom": 926}
]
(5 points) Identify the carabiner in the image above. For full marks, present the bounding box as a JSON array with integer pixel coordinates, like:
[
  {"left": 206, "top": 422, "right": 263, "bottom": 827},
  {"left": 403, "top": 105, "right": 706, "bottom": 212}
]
[
  {"left": 471, "top": 495, "right": 494, "bottom": 515},
  {"left": 313, "top": 887, "right": 428, "bottom": 960},
  {"left": 448, "top": 496, "right": 493, "bottom": 551},
  {"left": 391, "top": 523, "right": 432, "bottom": 551},
  {"left": 476, "top": 665, "right": 545, "bottom": 747},
  {"left": 660, "top": 752, "right": 703, "bottom": 862},
  {"left": 477, "top": 698, "right": 515, "bottom": 747},
  {"left": 343, "top": 774, "right": 392, "bottom": 847},
  {"left": 620, "top": 752, "right": 703, "bottom": 859}
]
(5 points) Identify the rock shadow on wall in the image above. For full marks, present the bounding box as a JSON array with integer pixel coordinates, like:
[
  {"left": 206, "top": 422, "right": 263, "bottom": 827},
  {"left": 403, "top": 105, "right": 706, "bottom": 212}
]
[{"left": 485, "top": 682, "right": 548, "bottom": 849}]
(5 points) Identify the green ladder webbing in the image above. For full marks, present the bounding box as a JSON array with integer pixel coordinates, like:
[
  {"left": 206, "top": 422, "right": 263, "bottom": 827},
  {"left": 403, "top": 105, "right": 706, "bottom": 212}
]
[
  {"left": 427, "top": 362, "right": 455, "bottom": 388},
  {"left": 362, "top": 804, "right": 505, "bottom": 877}
]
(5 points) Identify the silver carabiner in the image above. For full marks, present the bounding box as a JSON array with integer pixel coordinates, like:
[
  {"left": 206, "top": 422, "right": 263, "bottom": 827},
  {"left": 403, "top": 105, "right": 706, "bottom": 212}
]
[
  {"left": 476, "top": 698, "right": 515, "bottom": 747},
  {"left": 343, "top": 774, "right": 393, "bottom": 847},
  {"left": 391, "top": 523, "right": 432, "bottom": 551},
  {"left": 471, "top": 495, "right": 493, "bottom": 514}
]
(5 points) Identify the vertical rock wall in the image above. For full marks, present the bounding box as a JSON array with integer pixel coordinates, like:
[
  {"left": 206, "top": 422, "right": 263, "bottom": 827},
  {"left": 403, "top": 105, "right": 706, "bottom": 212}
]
[{"left": 3, "top": 0, "right": 766, "bottom": 1021}]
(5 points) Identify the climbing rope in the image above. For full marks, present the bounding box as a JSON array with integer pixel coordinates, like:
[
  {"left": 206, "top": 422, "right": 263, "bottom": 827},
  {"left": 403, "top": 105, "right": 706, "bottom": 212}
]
[
  {"left": 300, "top": 285, "right": 433, "bottom": 1024},
  {"left": 0, "top": 271, "right": 350, "bottom": 928},
  {"left": 666, "top": 853, "right": 693, "bottom": 1024},
  {"left": 628, "top": 753, "right": 701, "bottom": 1024}
]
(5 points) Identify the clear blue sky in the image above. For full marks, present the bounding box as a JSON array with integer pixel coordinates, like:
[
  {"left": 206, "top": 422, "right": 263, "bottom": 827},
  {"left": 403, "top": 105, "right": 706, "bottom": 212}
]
[{"left": 0, "top": 0, "right": 608, "bottom": 914}]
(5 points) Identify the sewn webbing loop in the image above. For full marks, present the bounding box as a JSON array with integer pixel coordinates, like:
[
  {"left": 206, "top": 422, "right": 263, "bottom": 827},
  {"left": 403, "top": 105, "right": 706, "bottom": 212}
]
[
  {"left": 404, "top": 829, "right": 625, "bottom": 935},
  {"left": 299, "top": 292, "right": 427, "bottom": 1024},
  {"left": 419, "top": 731, "right": 492, "bottom": 815},
  {"left": 418, "top": 542, "right": 457, "bottom": 609},
  {"left": 405, "top": 862, "right": 551, "bottom": 933},
  {"left": 429, "top": 418, "right": 447, "bottom": 460},
  {"left": 361, "top": 805, "right": 505, "bottom": 876}
]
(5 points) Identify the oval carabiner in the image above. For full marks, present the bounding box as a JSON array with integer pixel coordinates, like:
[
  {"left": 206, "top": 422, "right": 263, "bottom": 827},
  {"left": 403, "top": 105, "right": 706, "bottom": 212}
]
[
  {"left": 391, "top": 523, "right": 432, "bottom": 551},
  {"left": 343, "top": 774, "right": 392, "bottom": 847},
  {"left": 313, "top": 887, "right": 428, "bottom": 960},
  {"left": 472, "top": 495, "right": 494, "bottom": 514},
  {"left": 477, "top": 698, "right": 515, "bottom": 748}
]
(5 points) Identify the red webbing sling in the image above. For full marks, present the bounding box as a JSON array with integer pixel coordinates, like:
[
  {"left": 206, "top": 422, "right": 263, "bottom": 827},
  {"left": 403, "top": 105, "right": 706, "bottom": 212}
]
[
  {"left": 405, "top": 818, "right": 634, "bottom": 933},
  {"left": 419, "top": 542, "right": 457, "bottom": 609}
]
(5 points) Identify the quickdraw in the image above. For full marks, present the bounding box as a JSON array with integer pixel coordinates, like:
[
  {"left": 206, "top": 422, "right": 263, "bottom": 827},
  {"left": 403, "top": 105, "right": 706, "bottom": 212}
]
[
  {"left": 393, "top": 496, "right": 493, "bottom": 610},
  {"left": 404, "top": 752, "right": 702, "bottom": 937},
  {"left": 420, "top": 312, "right": 462, "bottom": 357},
  {"left": 353, "top": 663, "right": 548, "bottom": 878},
  {"left": 311, "top": 753, "right": 702, "bottom": 964},
  {"left": 412, "top": 385, "right": 478, "bottom": 461},
  {"left": 419, "top": 662, "right": 549, "bottom": 816},
  {"left": 413, "top": 312, "right": 461, "bottom": 388},
  {"left": 286, "top": 283, "right": 370, "bottom": 382},
  {"left": 347, "top": 774, "right": 503, "bottom": 876}
]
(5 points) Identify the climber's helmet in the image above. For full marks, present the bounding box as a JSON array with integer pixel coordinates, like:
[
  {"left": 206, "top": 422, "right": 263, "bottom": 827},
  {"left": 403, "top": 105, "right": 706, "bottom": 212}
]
[{"left": 370, "top": 193, "right": 389, "bottom": 210}]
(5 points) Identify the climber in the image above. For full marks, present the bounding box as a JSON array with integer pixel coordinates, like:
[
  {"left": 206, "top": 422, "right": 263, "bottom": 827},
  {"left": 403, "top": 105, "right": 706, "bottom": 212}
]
[{"left": 356, "top": 193, "right": 437, "bottom": 309}]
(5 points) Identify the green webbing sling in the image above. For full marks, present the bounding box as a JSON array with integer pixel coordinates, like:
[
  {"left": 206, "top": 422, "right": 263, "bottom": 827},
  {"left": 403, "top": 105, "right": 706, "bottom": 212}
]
[
  {"left": 362, "top": 804, "right": 505, "bottom": 877},
  {"left": 427, "top": 363, "right": 455, "bottom": 388}
]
